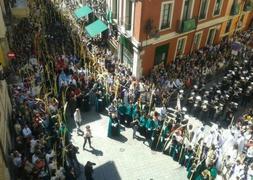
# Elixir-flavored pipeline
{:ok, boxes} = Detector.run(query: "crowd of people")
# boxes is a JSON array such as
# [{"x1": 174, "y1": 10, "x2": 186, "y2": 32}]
[
  {"x1": 8, "y1": 1, "x2": 82, "y2": 179},
  {"x1": 5, "y1": 0, "x2": 253, "y2": 180},
  {"x1": 104, "y1": 30, "x2": 253, "y2": 180}
]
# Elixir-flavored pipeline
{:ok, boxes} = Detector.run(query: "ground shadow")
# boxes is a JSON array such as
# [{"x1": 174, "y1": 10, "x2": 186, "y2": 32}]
[
  {"x1": 84, "y1": 146, "x2": 103, "y2": 156},
  {"x1": 135, "y1": 135, "x2": 146, "y2": 141},
  {"x1": 119, "y1": 125, "x2": 126, "y2": 131},
  {"x1": 94, "y1": 161, "x2": 122, "y2": 180},
  {"x1": 110, "y1": 134, "x2": 128, "y2": 143},
  {"x1": 77, "y1": 161, "x2": 121, "y2": 180},
  {"x1": 65, "y1": 105, "x2": 102, "y2": 132}
]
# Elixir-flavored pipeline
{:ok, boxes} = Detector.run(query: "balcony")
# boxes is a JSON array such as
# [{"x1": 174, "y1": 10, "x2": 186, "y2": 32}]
[
  {"x1": 11, "y1": 0, "x2": 29, "y2": 18},
  {"x1": 178, "y1": 18, "x2": 196, "y2": 33},
  {"x1": 230, "y1": 3, "x2": 240, "y2": 16}
]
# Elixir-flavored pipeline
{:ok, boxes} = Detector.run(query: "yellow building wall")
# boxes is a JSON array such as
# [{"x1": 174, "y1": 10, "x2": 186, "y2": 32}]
[
  {"x1": 220, "y1": 0, "x2": 253, "y2": 39},
  {"x1": 0, "y1": 80, "x2": 12, "y2": 180},
  {"x1": 11, "y1": 7, "x2": 29, "y2": 18},
  {"x1": 0, "y1": 47, "x2": 4, "y2": 66}
]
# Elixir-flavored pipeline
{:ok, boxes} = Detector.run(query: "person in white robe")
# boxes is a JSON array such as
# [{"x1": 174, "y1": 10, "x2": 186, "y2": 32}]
[
  {"x1": 74, "y1": 108, "x2": 82, "y2": 129},
  {"x1": 230, "y1": 160, "x2": 245, "y2": 180},
  {"x1": 247, "y1": 163, "x2": 253, "y2": 180},
  {"x1": 222, "y1": 129, "x2": 237, "y2": 155},
  {"x1": 204, "y1": 130, "x2": 216, "y2": 149},
  {"x1": 215, "y1": 147, "x2": 224, "y2": 171},
  {"x1": 192, "y1": 127, "x2": 205, "y2": 146},
  {"x1": 237, "y1": 133, "x2": 246, "y2": 154}
]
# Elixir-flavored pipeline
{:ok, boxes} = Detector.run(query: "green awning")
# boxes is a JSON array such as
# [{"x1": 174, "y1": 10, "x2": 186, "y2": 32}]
[
  {"x1": 85, "y1": 20, "x2": 108, "y2": 37},
  {"x1": 74, "y1": 6, "x2": 93, "y2": 19}
]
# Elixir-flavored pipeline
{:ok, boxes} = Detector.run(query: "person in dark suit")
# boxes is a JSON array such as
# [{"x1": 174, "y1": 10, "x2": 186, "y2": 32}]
[{"x1": 84, "y1": 161, "x2": 96, "y2": 180}]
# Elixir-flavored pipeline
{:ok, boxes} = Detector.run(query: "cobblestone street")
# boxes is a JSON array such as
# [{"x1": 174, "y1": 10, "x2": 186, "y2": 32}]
[{"x1": 70, "y1": 109, "x2": 188, "y2": 180}]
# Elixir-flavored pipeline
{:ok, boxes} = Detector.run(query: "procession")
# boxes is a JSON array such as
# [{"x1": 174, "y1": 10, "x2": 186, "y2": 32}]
[{"x1": 1, "y1": 0, "x2": 253, "y2": 180}]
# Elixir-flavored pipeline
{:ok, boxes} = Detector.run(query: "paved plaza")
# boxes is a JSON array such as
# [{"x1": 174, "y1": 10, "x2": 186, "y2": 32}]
[{"x1": 70, "y1": 108, "x2": 188, "y2": 180}]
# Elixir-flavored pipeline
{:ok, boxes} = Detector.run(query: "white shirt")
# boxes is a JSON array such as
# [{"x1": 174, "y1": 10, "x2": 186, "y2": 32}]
[
  {"x1": 237, "y1": 136, "x2": 246, "y2": 153},
  {"x1": 32, "y1": 154, "x2": 39, "y2": 164},
  {"x1": 74, "y1": 111, "x2": 81, "y2": 124},
  {"x1": 247, "y1": 146, "x2": 253, "y2": 158},
  {"x1": 13, "y1": 155, "x2": 22, "y2": 167},
  {"x1": 174, "y1": 79, "x2": 183, "y2": 88},
  {"x1": 85, "y1": 129, "x2": 92, "y2": 138},
  {"x1": 167, "y1": 81, "x2": 174, "y2": 89},
  {"x1": 204, "y1": 132, "x2": 216, "y2": 148},
  {"x1": 192, "y1": 128, "x2": 204, "y2": 145},
  {"x1": 22, "y1": 127, "x2": 32, "y2": 138},
  {"x1": 46, "y1": 150, "x2": 55, "y2": 163}
]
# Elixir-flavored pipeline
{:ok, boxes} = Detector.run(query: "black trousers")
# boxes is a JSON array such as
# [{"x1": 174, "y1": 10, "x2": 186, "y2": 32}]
[{"x1": 83, "y1": 137, "x2": 91, "y2": 148}]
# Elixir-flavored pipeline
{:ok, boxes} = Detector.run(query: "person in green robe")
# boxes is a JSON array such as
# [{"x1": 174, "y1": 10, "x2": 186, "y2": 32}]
[
  {"x1": 132, "y1": 105, "x2": 141, "y2": 121},
  {"x1": 157, "y1": 123, "x2": 171, "y2": 151},
  {"x1": 187, "y1": 160, "x2": 197, "y2": 179},
  {"x1": 195, "y1": 169, "x2": 211, "y2": 180},
  {"x1": 179, "y1": 145, "x2": 194, "y2": 167},
  {"x1": 167, "y1": 136, "x2": 176, "y2": 157},
  {"x1": 138, "y1": 114, "x2": 147, "y2": 137},
  {"x1": 187, "y1": 159, "x2": 204, "y2": 179},
  {"x1": 145, "y1": 116, "x2": 155, "y2": 140},
  {"x1": 150, "y1": 127, "x2": 161, "y2": 150},
  {"x1": 172, "y1": 141, "x2": 182, "y2": 162},
  {"x1": 95, "y1": 90, "x2": 104, "y2": 113},
  {"x1": 179, "y1": 144, "x2": 186, "y2": 165},
  {"x1": 108, "y1": 113, "x2": 120, "y2": 137},
  {"x1": 117, "y1": 101, "x2": 126, "y2": 125},
  {"x1": 125, "y1": 102, "x2": 133, "y2": 126},
  {"x1": 209, "y1": 166, "x2": 218, "y2": 179}
]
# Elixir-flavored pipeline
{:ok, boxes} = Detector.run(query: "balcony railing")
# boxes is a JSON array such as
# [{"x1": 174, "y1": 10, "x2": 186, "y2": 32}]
[
  {"x1": 177, "y1": 18, "x2": 197, "y2": 33},
  {"x1": 230, "y1": 3, "x2": 240, "y2": 16}
]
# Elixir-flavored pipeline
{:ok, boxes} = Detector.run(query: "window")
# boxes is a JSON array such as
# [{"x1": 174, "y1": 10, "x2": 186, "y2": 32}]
[
  {"x1": 199, "y1": 0, "x2": 209, "y2": 20},
  {"x1": 154, "y1": 44, "x2": 169, "y2": 65},
  {"x1": 125, "y1": 0, "x2": 132, "y2": 30},
  {"x1": 182, "y1": 0, "x2": 193, "y2": 20},
  {"x1": 176, "y1": 37, "x2": 187, "y2": 56},
  {"x1": 160, "y1": 1, "x2": 174, "y2": 30},
  {"x1": 112, "y1": 0, "x2": 118, "y2": 19},
  {"x1": 244, "y1": 0, "x2": 253, "y2": 11},
  {"x1": 225, "y1": 19, "x2": 232, "y2": 33},
  {"x1": 192, "y1": 32, "x2": 202, "y2": 51},
  {"x1": 206, "y1": 28, "x2": 216, "y2": 45},
  {"x1": 230, "y1": 0, "x2": 239, "y2": 15},
  {"x1": 213, "y1": 0, "x2": 223, "y2": 16},
  {"x1": 238, "y1": 15, "x2": 245, "y2": 29}
]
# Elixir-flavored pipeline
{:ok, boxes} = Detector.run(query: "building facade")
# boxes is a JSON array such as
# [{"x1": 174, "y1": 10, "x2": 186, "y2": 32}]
[
  {"x1": 0, "y1": 79, "x2": 12, "y2": 180},
  {"x1": 0, "y1": 1, "x2": 13, "y2": 179},
  {"x1": 106, "y1": 0, "x2": 253, "y2": 78},
  {"x1": 0, "y1": 0, "x2": 9, "y2": 67}
]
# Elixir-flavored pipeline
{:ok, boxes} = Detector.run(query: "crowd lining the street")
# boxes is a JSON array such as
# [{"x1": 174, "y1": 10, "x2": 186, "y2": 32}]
[{"x1": 5, "y1": 0, "x2": 253, "y2": 180}]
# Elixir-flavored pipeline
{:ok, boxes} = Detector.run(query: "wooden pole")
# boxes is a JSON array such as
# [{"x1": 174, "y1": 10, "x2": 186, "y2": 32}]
[
  {"x1": 155, "y1": 89, "x2": 177, "y2": 150},
  {"x1": 148, "y1": 84, "x2": 155, "y2": 114},
  {"x1": 162, "y1": 124, "x2": 187, "y2": 152}
]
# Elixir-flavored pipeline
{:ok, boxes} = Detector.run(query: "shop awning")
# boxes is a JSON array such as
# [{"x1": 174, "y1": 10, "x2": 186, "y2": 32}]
[
  {"x1": 74, "y1": 6, "x2": 93, "y2": 19},
  {"x1": 85, "y1": 20, "x2": 108, "y2": 37}
]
